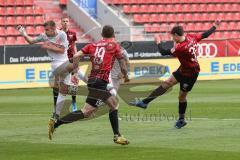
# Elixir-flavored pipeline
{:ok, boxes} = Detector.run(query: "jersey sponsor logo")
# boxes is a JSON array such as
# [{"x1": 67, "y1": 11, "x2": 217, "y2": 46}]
[{"x1": 197, "y1": 43, "x2": 218, "y2": 58}]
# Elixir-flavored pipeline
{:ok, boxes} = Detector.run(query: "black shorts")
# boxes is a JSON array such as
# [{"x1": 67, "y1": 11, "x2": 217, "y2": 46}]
[
  {"x1": 173, "y1": 69, "x2": 199, "y2": 92},
  {"x1": 86, "y1": 78, "x2": 112, "y2": 107}
]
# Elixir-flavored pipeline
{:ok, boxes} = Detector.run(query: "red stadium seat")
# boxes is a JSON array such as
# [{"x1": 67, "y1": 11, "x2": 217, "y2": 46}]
[
  {"x1": 228, "y1": 22, "x2": 236, "y2": 30},
  {"x1": 131, "y1": 5, "x2": 139, "y2": 13},
  {"x1": 218, "y1": 13, "x2": 225, "y2": 21},
  {"x1": 191, "y1": 4, "x2": 198, "y2": 12},
  {"x1": 225, "y1": 13, "x2": 234, "y2": 21},
  {"x1": 6, "y1": 17, "x2": 15, "y2": 26},
  {"x1": 159, "y1": 14, "x2": 167, "y2": 22},
  {"x1": 34, "y1": 6, "x2": 44, "y2": 15},
  {"x1": 16, "y1": 16, "x2": 25, "y2": 25},
  {"x1": 167, "y1": 14, "x2": 175, "y2": 22},
  {"x1": 215, "y1": 4, "x2": 223, "y2": 12},
  {"x1": 199, "y1": 4, "x2": 206, "y2": 12},
  {"x1": 207, "y1": 4, "x2": 215, "y2": 12},
  {"x1": 208, "y1": 13, "x2": 217, "y2": 21},
  {"x1": 6, "y1": 7, "x2": 15, "y2": 15},
  {"x1": 59, "y1": 0, "x2": 67, "y2": 6},
  {"x1": 0, "y1": 7, "x2": 4, "y2": 16},
  {"x1": 232, "y1": 31, "x2": 239, "y2": 39},
  {"x1": 175, "y1": 4, "x2": 182, "y2": 12},
  {"x1": 195, "y1": 23, "x2": 202, "y2": 31},
  {"x1": 144, "y1": 24, "x2": 152, "y2": 32},
  {"x1": 223, "y1": 4, "x2": 231, "y2": 12},
  {"x1": 15, "y1": 0, "x2": 24, "y2": 6},
  {"x1": 186, "y1": 23, "x2": 194, "y2": 31},
  {"x1": 25, "y1": 7, "x2": 34, "y2": 15},
  {"x1": 201, "y1": 13, "x2": 209, "y2": 21},
  {"x1": 6, "y1": 36, "x2": 16, "y2": 45},
  {"x1": 237, "y1": 22, "x2": 240, "y2": 30},
  {"x1": 25, "y1": 16, "x2": 35, "y2": 25},
  {"x1": 123, "y1": 5, "x2": 131, "y2": 14},
  {"x1": 148, "y1": 5, "x2": 157, "y2": 13},
  {"x1": 234, "y1": 13, "x2": 240, "y2": 21},
  {"x1": 142, "y1": 14, "x2": 150, "y2": 22},
  {"x1": 182, "y1": 4, "x2": 190, "y2": 13},
  {"x1": 219, "y1": 22, "x2": 228, "y2": 31},
  {"x1": 150, "y1": 14, "x2": 159, "y2": 22},
  {"x1": 157, "y1": 5, "x2": 164, "y2": 13},
  {"x1": 0, "y1": 27, "x2": 5, "y2": 36},
  {"x1": 159, "y1": 23, "x2": 168, "y2": 32},
  {"x1": 139, "y1": 5, "x2": 148, "y2": 13},
  {"x1": 0, "y1": 0, "x2": 5, "y2": 7},
  {"x1": 6, "y1": 27, "x2": 17, "y2": 36},
  {"x1": 0, "y1": 37, "x2": 4, "y2": 45},
  {"x1": 35, "y1": 16, "x2": 44, "y2": 25},
  {"x1": 152, "y1": 23, "x2": 160, "y2": 32},
  {"x1": 6, "y1": 0, "x2": 15, "y2": 6},
  {"x1": 16, "y1": 36, "x2": 26, "y2": 44},
  {"x1": 15, "y1": 7, "x2": 25, "y2": 16},
  {"x1": 165, "y1": 4, "x2": 173, "y2": 13},
  {"x1": 133, "y1": 14, "x2": 141, "y2": 23},
  {"x1": 193, "y1": 13, "x2": 201, "y2": 22},
  {"x1": 26, "y1": 26, "x2": 35, "y2": 35},
  {"x1": 185, "y1": 13, "x2": 192, "y2": 22},
  {"x1": 214, "y1": 32, "x2": 222, "y2": 39},
  {"x1": 175, "y1": 14, "x2": 184, "y2": 22},
  {"x1": 0, "y1": 17, "x2": 4, "y2": 26},
  {"x1": 35, "y1": 26, "x2": 44, "y2": 34},
  {"x1": 25, "y1": 0, "x2": 34, "y2": 6},
  {"x1": 232, "y1": 4, "x2": 239, "y2": 12},
  {"x1": 223, "y1": 31, "x2": 231, "y2": 38}
]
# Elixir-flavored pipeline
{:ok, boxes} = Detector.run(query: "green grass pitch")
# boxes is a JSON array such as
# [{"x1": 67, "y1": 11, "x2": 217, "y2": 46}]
[{"x1": 0, "y1": 79, "x2": 240, "y2": 160}]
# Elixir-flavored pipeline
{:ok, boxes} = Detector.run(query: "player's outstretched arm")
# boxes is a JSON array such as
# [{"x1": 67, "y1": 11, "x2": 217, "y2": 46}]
[
  {"x1": 157, "y1": 43, "x2": 174, "y2": 56},
  {"x1": 118, "y1": 58, "x2": 129, "y2": 82},
  {"x1": 201, "y1": 19, "x2": 221, "y2": 39},
  {"x1": 16, "y1": 25, "x2": 38, "y2": 44}
]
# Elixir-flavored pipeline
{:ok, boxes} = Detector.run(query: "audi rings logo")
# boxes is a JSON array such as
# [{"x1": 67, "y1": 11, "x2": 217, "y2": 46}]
[{"x1": 197, "y1": 43, "x2": 218, "y2": 58}]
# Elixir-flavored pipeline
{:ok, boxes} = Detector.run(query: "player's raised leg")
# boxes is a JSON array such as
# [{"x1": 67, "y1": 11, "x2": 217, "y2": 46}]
[{"x1": 129, "y1": 75, "x2": 178, "y2": 109}]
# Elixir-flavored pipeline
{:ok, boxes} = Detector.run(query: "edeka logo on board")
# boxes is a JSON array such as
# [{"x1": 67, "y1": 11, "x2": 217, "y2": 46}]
[
  {"x1": 211, "y1": 62, "x2": 240, "y2": 73},
  {"x1": 25, "y1": 68, "x2": 52, "y2": 81}
]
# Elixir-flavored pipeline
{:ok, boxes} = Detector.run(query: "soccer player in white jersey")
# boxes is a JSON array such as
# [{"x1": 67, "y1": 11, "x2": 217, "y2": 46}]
[
  {"x1": 16, "y1": 20, "x2": 82, "y2": 124},
  {"x1": 108, "y1": 48, "x2": 129, "y2": 96}
]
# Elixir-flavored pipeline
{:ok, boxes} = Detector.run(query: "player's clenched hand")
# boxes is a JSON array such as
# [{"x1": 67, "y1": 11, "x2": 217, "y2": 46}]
[
  {"x1": 41, "y1": 42, "x2": 50, "y2": 49},
  {"x1": 214, "y1": 19, "x2": 221, "y2": 27},
  {"x1": 16, "y1": 25, "x2": 27, "y2": 36}
]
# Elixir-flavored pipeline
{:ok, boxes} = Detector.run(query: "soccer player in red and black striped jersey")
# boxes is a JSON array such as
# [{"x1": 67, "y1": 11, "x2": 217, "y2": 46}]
[
  {"x1": 49, "y1": 25, "x2": 130, "y2": 145},
  {"x1": 129, "y1": 20, "x2": 221, "y2": 129}
]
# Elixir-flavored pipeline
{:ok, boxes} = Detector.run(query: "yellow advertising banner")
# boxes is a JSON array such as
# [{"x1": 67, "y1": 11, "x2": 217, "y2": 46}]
[{"x1": 0, "y1": 57, "x2": 240, "y2": 89}]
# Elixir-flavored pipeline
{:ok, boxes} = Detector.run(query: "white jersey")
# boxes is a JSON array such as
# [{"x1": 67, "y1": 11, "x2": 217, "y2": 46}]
[
  {"x1": 35, "y1": 29, "x2": 69, "y2": 62},
  {"x1": 110, "y1": 48, "x2": 129, "y2": 79}
]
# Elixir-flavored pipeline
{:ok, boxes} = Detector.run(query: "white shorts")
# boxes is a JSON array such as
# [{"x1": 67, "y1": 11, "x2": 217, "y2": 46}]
[{"x1": 51, "y1": 60, "x2": 72, "y2": 85}]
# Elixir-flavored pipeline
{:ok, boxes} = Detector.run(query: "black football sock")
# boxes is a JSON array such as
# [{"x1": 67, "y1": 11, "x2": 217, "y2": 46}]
[
  {"x1": 72, "y1": 96, "x2": 76, "y2": 103},
  {"x1": 53, "y1": 87, "x2": 59, "y2": 107},
  {"x1": 109, "y1": 110, "x2": 120, "y2": 136},
  {"x1": 54, "y1": 110, "x2": 84, "y2": 128},
  {"x1": 142, "y1": 86, "x2": 167, "y2": 104},
  {"x1": 179, "y1": 102, "x2": 187, "y2": 120}
]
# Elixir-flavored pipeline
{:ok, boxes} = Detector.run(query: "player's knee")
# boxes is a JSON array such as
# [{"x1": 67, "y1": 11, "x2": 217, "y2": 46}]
[{"x1": 178, "y1": 94, "x2": 187, "y2": 102}]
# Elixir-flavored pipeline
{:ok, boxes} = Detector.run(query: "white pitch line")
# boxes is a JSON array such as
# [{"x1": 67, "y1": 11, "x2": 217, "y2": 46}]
[{"x1": 0, "y1": 113, "x2": 240, "y2": 121}]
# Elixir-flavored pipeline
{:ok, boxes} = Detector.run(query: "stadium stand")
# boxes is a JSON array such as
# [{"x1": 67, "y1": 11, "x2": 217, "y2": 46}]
[
  {"x1": 0, "y1": 0, "x2": 91, "y2": 45},
  {"x1": 105, "y1": 0, "x2": 240, "y2": 39}
]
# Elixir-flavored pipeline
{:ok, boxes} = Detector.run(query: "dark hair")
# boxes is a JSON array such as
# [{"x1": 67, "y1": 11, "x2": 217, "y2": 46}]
[
  {"x1": 102, "y1": 25, "x2": 115, "y2": 38},
  {"x1": 43, "y1": 20, "x2": 56, "y2": 27},
  {"x1": 61, "y1": 15, "x2": 69, "y2": 20},
  {"x1": 171, "y1": 26, "x2": 184, "y2": 36}
]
